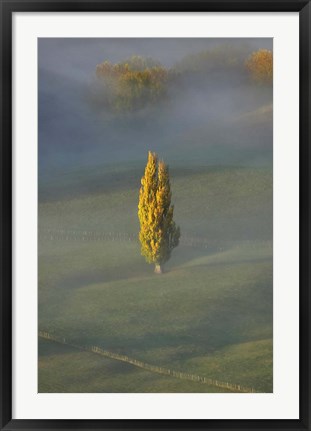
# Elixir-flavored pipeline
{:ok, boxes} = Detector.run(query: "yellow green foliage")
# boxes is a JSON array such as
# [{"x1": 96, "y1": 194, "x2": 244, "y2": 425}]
[
  {"x1": 173, "y1": 45, "x2": 247, "y2": 74},
  {"x1": 138, "y1": 152, "x2": 180, "y2": 268},
  {"x1": 96, "y1": 56, "x2": 169, "y2": 111},
  {"x1": 245, "y1": 49, "x2": 273, "y2": 84}
]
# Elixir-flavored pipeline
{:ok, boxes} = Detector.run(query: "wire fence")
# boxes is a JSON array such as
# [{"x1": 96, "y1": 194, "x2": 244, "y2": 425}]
[
  {"x1": 39, "y1": 330, "x2": 257, "y2": 393},
  {"x1": 38, "y1": 228, "x2": 272, "y2": 251}
]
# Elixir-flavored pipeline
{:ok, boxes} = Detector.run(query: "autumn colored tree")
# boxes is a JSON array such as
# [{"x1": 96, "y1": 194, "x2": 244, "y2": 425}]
[
  {"x1": 138, "y1": 152, "x2": 180, "y2": 274},
  {"x1": 96, "y1": 56, "x2": 170, "y2": 111},
  {"x1": 245, "y1": 49, "x2": 273, "y2": 84}
]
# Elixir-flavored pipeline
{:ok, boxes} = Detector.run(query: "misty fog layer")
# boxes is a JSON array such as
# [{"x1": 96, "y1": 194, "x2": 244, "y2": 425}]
[
  {"x1": 38, "y1": 39, "x2": 273, "y2": 393},
  {"x1": 38, "y1": 38, "x2": 273, "y2": 184}
]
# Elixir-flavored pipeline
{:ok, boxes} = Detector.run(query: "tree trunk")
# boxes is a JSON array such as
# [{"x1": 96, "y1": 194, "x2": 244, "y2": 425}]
[{"x1": 154, "y1": 264, "x2": 163, "y2": 274}]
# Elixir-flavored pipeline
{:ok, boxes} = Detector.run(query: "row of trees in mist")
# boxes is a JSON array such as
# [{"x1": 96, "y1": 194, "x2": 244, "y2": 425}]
[
  {"x1": 94, "y1": 48, "x2": 272, "y2": 112},
  {"x1": 95, "y1": 56, "x2": 170, "y2": 111}
]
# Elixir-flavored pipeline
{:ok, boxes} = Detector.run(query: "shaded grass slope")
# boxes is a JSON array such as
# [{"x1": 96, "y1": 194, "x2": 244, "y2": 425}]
[{"x1": 39, "y1": 165, "x2": 272, "y2": 392}]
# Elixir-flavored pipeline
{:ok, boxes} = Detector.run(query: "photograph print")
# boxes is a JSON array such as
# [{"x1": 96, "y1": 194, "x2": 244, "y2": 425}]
[{"x1": 38, "y1": 38, "x2": 273, "y2": 393}]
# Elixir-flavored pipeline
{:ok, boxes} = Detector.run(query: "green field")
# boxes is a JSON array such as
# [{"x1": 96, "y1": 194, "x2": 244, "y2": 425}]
[{"x1": 38, "y1": 164, "x2": 273, "y2": 393}]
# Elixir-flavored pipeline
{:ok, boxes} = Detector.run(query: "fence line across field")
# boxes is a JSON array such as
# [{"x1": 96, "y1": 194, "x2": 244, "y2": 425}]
[
  {"x1": 39, "y1": 330, "x2": 257, "y2": 393},
  {"x1": 38, "y1": 228, "x2": 272, "y2": 250}
]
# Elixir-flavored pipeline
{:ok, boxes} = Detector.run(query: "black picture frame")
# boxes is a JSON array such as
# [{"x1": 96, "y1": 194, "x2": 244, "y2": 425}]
[{"x1": 1, "y1": 0, "x2": 310, "y2": 429}]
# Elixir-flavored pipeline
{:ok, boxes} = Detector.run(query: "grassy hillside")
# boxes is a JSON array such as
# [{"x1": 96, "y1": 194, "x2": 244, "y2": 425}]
[
  {"x1": 39, "y1": 165, "x2": 272, "y2": 238},
  {"x1": 38, "y1": 165, "x2": 273, "y2": 393},
  {"x1": 39, "y1": 339, "x2": 233, "y2": 393}
]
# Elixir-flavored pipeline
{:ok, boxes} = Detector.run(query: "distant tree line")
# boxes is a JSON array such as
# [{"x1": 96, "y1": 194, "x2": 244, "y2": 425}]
[
  {"x1": 94, "y1": 48, "x2": 273, "y2": 113},
  {"x1": 95, "y1": 55, "x2": 170, "y2": 111}
]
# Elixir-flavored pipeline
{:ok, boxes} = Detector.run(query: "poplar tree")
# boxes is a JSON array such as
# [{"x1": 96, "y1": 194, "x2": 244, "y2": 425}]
[{"x1": 138, "y1": 151, "x2": 180, "y2": 274}]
